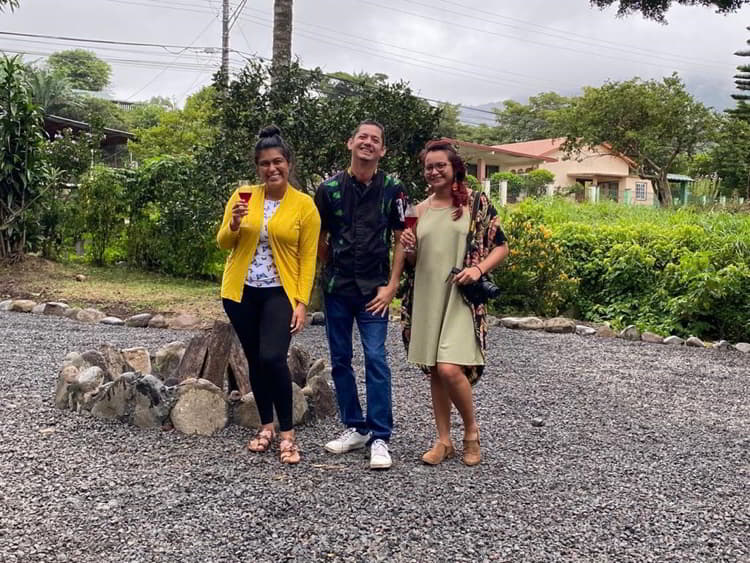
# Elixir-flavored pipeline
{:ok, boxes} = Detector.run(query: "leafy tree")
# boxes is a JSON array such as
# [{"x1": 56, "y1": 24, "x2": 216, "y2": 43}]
[
  {"x1": 555, "y1": 74, "x2": 717, "y2": 206},
  {"x1": 455, "y1": 122, "x2": 506, "y2": 145},
  {"x1": 320, "y1": 71, "x2": 389, "y2": 98},
  {"x1": 0, "y1": 0, "x2": 19, "y2": 11},
  {"x1": 0, "y1": 55, "x2": 51, "y2": 259},
  {"x1": 590, "y1": 0, "x2": 749, "y2": 21},
  {"x1": 48, "y1": 49, "x2": 111, "y2": 91},
  {"x1": 494, "y1": 92, "x2": 570, "y2": 142},
  {"x1": 728, "y1": 26, "x2": 750, "y2": 122},
  {"x1": 203, "y1": 60, "x2": 439, "y2": 198},
  {"x1": 434, "y1": 102, "x2": 461, "y2": 139},
  {"x1": 25, "y1": 66, "x2": 79, "y2": 115},
  {"x1": 58, "y1": 95, "x2": 128, "y2": 130},
  {"x1": 711, "y1": 117, "x2": 750, "y2": 198},
  {"x1": 129, "y1": 86, "x2": 218, "y2": 161}
]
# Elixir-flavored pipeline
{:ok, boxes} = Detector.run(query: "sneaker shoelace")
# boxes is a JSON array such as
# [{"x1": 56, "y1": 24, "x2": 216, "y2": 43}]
[
  {"x1": 371, "y1": 439, "x2": 388, "y2": 457},
  {"x1": 340, "y1": 428, "x2": 359, "y2": 442}
]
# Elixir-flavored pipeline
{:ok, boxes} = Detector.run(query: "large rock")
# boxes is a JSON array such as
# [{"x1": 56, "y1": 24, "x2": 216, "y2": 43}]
[
  {"x1": 288, "y1": 345, "x2": 311, "y2": 387},
  {"x1": 81, "y1": 350, "x2": 109, "y2": 374},
  {"x1": 620, "y1": 325, "x2": 641, "y2": 341},
  {"x1": 122, "y1": 347, "x2": 152, "y2": 374},
  {"x1": 713, "y1": 340, "x2": 731, "y2": 350},
  {"x1": 100, "y1": 316, "x2": 124, "y2": 326},
  {"x1": 291, "y1": 382, "x2": 309, "y2": 426},
  {"x1": 125, "y1": 313, "x2": 153, "y2": 327},
  {"x1": 517, "y1": 317, "x2": 544, "y2": 331},
  {"x1": 67, "y1": 366, "x2": 105, "y2": 411},
  {"x1": 153, "y1": 341, "x2": 186, "y2": 379},
  {"x1": 64, "y1": 307, "x2": 81, "y2": 319},
  {"x1": 735, "y1": 342, "x2": 750, "y2": 353},
  {"x1": 0, "y1": 299, "x2": 13, "y2": 311},
  {"x1": 132, "y1": 375, "x2": 175, "y2": 428},
  {"x1": 63, "y1": 351, "x2": 84, "y2": 368},
  {"x1": 686, "y1": 336, "x2": 705, "y2": 348},
  {"x1": 499, "y1": 317, "x2": 523, "y2": 329},
  {"x1": 233, "y1": 393, "x2": 272, "y2": 430},
  {"x1": 90, "y1": 373, "x2": 139, "y2": 421},
  {"x1": 43, "y1": 302, "x2": 70, "y2": 317},
  {"x1": 595, "y1": 325, "x2": 617, "y2": 338},
  {"x1": 543, "y1": 317, "x2": 576, "y2": 334},
  {"x1": 147, "y1": 314, "x2": 169, "y2": 329},
  {"x1": 169, "y1": 313, "x2": 202, "y2": 330},
  {"x1": 10, "y1": 299, "x2": 36, "y2": 313},
  {"x1": 306, "y1": 358, "x2": 327, "y2": 382},
  {"x1": 54, "y1": 365, "x2": 80, "y2": 410},
  {"x1": 641, "y1": 331, "x2": 664, "y2": 344},
  {"x1": 97, "y1": 344, "x2": 126, "y2": 379},
  {"x1": 170, "y1": 378, "x2": 228, "y2": 436},
  {"x1": 310, "y1": 312, "x2": 325, "y2": 326},
  {"x1": 664, "y1": 335, "x2": 685, "y2": 346},
  {"x1": 307, "y1": 375, "x2": 337, "y2": 420},
  {"x1": 76, "y1": 308, "x2": 106, "y2": 323},
  {"x1": 576, "y1": 325, "x2": 597, "y2": 337},
  {"x1": 31, "y1": 303, "x2": 46, "y2": 314}
]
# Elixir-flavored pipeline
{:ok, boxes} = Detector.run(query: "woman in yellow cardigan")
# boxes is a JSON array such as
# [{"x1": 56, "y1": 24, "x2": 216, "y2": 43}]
[{"x1": 217, "y1": 126, "x2": 321, "y2": 464}]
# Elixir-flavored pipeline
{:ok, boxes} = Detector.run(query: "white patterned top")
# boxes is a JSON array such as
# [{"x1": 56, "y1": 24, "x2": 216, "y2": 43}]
[{"x1": 246, "y1": 199, "x2": 282, "y2": 287}]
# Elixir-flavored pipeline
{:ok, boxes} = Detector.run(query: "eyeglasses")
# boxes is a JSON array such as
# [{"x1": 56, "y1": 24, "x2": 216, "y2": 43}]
[{"x1": 424, "y1": 162, "x2": 449, "y2": 172}]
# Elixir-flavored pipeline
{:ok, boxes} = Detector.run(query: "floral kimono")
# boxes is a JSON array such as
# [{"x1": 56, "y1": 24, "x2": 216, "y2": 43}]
[{"x1": 399, "y1": 191, "x2": 504, "y2": 385}]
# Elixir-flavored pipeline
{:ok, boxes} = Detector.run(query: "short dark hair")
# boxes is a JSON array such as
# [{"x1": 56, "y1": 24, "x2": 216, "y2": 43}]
[
  {"x1": 351, "y1": 119, "x2": 385, "y2": 145},
  {"x1": 254, "y1": 125, "x2": 293, "y2": 164}
]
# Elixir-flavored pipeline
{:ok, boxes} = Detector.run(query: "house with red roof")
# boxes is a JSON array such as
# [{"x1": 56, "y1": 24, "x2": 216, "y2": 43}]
[{"x1": 451, "y1": 137, "x2": 655, "y2": 206}]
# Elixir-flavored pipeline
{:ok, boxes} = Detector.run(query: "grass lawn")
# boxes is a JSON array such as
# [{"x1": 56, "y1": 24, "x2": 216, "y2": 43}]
[{"x1": 0, "y1": 257, "x2": 224, "y2": 321}]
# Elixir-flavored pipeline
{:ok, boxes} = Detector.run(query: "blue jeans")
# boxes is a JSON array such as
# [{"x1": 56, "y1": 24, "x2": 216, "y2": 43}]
[{"x1": 323, "y1": 291, "x2": 392, "y2": 442}]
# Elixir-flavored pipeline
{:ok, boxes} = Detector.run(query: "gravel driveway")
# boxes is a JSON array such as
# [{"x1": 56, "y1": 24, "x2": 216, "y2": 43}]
[{"x1": 1, "y1": 311, "x2": 748, "y2": 562}]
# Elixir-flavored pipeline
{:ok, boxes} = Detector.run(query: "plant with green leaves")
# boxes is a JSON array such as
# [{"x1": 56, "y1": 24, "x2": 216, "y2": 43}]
[
  {"x1": 47, "y1": 49, "x2": 111, "y2": 92},
  {"x1": 0, "y1": 54, "x2": 52, "y2": 260}
]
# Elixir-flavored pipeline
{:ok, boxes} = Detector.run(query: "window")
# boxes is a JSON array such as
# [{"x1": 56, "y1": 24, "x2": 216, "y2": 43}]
[
  {"x1": 635, "y1": 182, "x2": 646, "y2": 201},
  {"x1": 467, "y1": 163, "x2": 478, "y2": 178}
]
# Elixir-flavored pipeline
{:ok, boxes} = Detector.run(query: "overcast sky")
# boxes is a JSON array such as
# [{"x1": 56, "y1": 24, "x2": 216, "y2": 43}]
[{"x1": 2, "y1": 0, "x2": 749, "y2": 124}]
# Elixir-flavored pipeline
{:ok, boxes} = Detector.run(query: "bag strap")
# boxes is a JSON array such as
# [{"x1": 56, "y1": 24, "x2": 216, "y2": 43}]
[{"x1": 464, "y1": 190, "x2": 482, "y2": 254}]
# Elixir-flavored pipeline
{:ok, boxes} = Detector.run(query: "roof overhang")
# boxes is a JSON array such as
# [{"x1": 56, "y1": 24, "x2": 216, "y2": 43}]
[
  {"x1": 44, "y1": 115, "x2": 136, "y2": 146},
  {"x1": 444, "y1": 138, "x2": 557, "y2": 167}
]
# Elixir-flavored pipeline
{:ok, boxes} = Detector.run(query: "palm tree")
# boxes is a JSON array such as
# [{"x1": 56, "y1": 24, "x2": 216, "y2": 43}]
[
  {"x1": 272, "y1": 0, "x2": 293, "y2": 72},
  {"x1": 26, "y1": 67, "x2": 79, "y2": 116}
]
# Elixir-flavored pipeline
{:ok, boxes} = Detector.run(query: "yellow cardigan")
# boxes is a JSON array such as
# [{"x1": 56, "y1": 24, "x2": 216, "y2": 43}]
[{"x1": 217, "y1": 183, "x2": 321, "y2": 307}]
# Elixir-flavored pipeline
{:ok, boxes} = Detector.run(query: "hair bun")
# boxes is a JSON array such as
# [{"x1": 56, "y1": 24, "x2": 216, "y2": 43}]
[{"x1": 258, "y1": 125, "x2": 282, "y2": 139}]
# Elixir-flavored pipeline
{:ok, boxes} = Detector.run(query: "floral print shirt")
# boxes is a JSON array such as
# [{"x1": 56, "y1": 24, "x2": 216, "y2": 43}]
[{"x1": 246, "y1": 199, "x2": 282, "y2": 287}]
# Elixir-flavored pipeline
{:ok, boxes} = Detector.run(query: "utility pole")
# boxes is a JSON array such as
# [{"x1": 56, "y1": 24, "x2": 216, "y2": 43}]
[{"x1": 221, "y1": 0, "x2": 229, "y2": 85}]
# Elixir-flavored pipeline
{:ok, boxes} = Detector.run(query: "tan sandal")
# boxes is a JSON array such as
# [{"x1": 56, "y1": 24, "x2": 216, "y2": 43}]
[
  {"x1": 421, "y1": 442, "x2": 455, "y2": 465},
  {"x1": 462, "y1": 432, "x2": 481, "y2": 466},
  {"x1": 247, "y1": 428, "x2": 274, "y2": 452},
  {"x1": 279, "y1": 438, "x2": 301, "y2": 465}
]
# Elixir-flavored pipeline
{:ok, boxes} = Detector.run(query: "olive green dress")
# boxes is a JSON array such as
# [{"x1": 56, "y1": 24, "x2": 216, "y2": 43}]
[{"x1": 407, "y1": 205, "x2": 484, "y2": 367}]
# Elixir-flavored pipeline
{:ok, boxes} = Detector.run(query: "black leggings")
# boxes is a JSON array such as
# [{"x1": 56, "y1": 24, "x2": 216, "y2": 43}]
[{"x1": 223, "y1": 285, "x2": 294, "y2": 432}]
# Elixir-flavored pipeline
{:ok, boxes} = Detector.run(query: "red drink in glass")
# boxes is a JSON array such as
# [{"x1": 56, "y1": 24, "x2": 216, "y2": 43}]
[
  {"x1": 239, "y1": 191, "x2": 252, "y2": 203},
  {"x1": 404, "y1": 216, "x2": 417, "y2": 230}
]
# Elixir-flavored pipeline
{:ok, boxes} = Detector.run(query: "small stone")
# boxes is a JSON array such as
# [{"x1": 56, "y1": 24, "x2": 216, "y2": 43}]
[
  {"x1": 75, "y1": 274, "x2": 86, "y2": 282},
  {"x1": 576, "y1": 325, "x2": 596, "y2": 336},
  {"x1": 43, "y1": 302, "x2": 70, "y2": 316},
  {"x1": 0, "y1": 299, "x2": 12, "y2": 311},
  {"x1": 64, "y1": 307, "x2": 81, "y2": 319},
  {"x1": 76, "y1": 308, "x2": 106, "y2": 323},
  {"x1": 168, "y1": 313, "x2": 202, "y2": 330},
  {"x1": 147, "y1": 314, "x2": 169, "y2": 329},
  {"x1": 543, "y1": 317, "x2": 577, "y2": 334},
  {"x1": 531, "y1": 417, "x2": 546, "y2": 427},
  {"x1": 10, "y1": 299, "x2": 37, "y2": 313},
  {"x1": 713, "y1": 340, "x2": 731, "y2": 350},
  {"x1": 310, "y1": 311, "x2": 325, "y2": 326},
  {"x1": 664, "y1": 335, "x2": 685, "y2": 346},
  {"x1": 125, "y1": 313, "x2": 153, "y2": 327},
  {"x1": 38, "y1": 427, "x2": 56, "y2": 435},
  {"x1": 517, "y1": 317, "x2": 544, "y2": 330},
  {"x1": 100, "y1": 316, "x2": 124, "y2": 326},
  {"x1": 620, "y1": 325, "x2": 641, "y2": 341},
  {"x1": 499, "y1": 317, "x2": 522, "y2": 329},
  {"x1": 686, "y1": 336, "x2": 705, "y2": 348},
  {"x1": 641, "y1": 331, "x2": 664, "y2": 344},
  {"x1": 31, "y1": 303, "x2": 46, "y2": 314},
  {"x1": 595, "y1": 325, "x2": 617, "y2": 338},
  {"x1": 735, "y1": 342, "x2": 750, "y2": 353}
]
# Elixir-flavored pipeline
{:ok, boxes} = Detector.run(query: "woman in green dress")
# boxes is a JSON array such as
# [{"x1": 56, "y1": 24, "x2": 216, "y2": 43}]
[{"x1": 400, "y1": 139, "x2": 509, "y2": 466}]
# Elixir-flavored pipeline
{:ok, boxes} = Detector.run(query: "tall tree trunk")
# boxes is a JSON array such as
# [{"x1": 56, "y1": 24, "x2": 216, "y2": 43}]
[
  {"x1": 272, "y1": 0, "x2": 293, "y2": 73},
  {"x1": 655, "y1": 172, "x2": 673, "y2": 207}
]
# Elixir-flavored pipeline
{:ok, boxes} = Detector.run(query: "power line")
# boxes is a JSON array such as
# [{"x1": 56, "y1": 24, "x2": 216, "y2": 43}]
[{"x1": 0, "y1": 31, "x2": 215, "y2": 55}]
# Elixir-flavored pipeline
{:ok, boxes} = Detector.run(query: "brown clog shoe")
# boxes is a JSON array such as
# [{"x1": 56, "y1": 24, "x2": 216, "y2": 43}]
[
  {"x1": 421, "y1": 442, "x2": 455, "y2": 465},
  {"x1": 462, "y1": 433, "x2": 481, "y2": 466}
]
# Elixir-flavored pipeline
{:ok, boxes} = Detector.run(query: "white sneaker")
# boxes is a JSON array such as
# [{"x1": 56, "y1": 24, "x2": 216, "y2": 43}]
[
  {"x1": 324, "y1": 428, "x2": 371, "y2": 454},
  {"x1": 369, "y1": 439, "x2": 392, "y2": 469}
]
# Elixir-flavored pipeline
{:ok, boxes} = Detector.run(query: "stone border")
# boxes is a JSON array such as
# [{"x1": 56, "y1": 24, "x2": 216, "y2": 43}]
[
  {"x1": 494, "y1": 316, "x2": 750, "y2": 354},
  {"x1": 0, "y1": 298, "x2": 207, "y2": 331}
]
